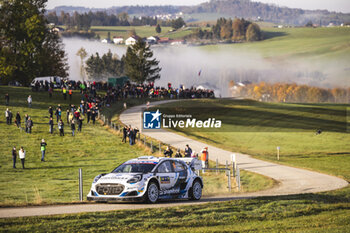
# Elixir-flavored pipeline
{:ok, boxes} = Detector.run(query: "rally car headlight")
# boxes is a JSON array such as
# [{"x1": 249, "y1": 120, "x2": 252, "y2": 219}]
[
  {"x1": 127, "y1": 175, "x2": 142, "y2": 184},
  {"x1": 93, "y1": 174, "x2": 103, "y2": 183}
]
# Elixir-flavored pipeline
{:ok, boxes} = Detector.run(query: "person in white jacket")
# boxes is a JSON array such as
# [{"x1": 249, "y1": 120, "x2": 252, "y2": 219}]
[
  {"x1": 27, "y1": 95, "x2": 32, "y2": 108},
  {"x1": 19, "y1": 147, "x2": 26, "y2": 169}
]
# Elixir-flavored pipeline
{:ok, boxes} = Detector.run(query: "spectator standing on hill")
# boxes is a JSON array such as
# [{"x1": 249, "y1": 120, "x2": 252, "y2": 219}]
[
  {"x1": 8, "y1": 109, "x2": 13, "y2": 125},
  {"x1": 19, "y1": 147, "x2": 25, "y2": 169},
  {"x1": 12, "y1": 146, "x2": 17, "y2": 168},
  {"x1": 5, "y1": 93, "x2": 9, "y2": 105},
  {"x1": 62, "y1": 87, "x2": 67, "y2": 100},
  {"x1": 175, "y1": 149, "x2": 182, "y2": 158},
  {"x1": 164, "y1": 146, "x2": 173, "y2": 158},
  {"x1": 185, "y1": 144, "x2": 192, "y2": 157},
  {"x1": 122, "y1": 126, "x2": 128, "y2": 143},
  {"x1": 26, "y1": 117, "x2": 33, "y2": 134},
  {"x1": 48, "y1": 87, "x2": 53, "y2": 98},
  {"x1": 78, "y1": 116, "x2": 83, "y2": 132},
  {"x1": 133, "y1": 127, "x2": 139, "y2": 143},
  {"x1": 87, "y1": 108, "x2": 91, "y2": 123},
  {"x1": 49, "y1": 117, "x2": 54, "y2": 134},
  {"x1": 69, "y1": 89, "x2": 73, "y2": 100},
  {"x1": 15, "y1": 112, "x2": 21, "y2": 128},
  {"x1": 71, "y1": 119, "x2": 76, "y2": 136},
  {"x1": 91, "y1": 109, "x2": 96, "y2": 124},
  {"x1": 24, "y1": 114, "x2": 29, "y2": 133},
  {"x1": 48, "y1": 106, "x2": 53, "y2": 118},
  {"x1": 40, "y1": 139, "x2": 47, "y2": 162},
  {"x1": 128, "y1": 127, "x2": 134, "y2": 145},
  {"x1": 200, "y1": 147, "x2": 209, "y2": 172},
  {"x1": 58, "y1": 119, "x2": 64, "y2": 136},
  {"x1": 27, "y1": 95, "x2": 32, "y2": 108},
  {"x1": 5, "y1": 108, "x2": 10, "y2": 125},
  {"x1": 66, "y1": 109, "x2": 70, "y2": 124}
]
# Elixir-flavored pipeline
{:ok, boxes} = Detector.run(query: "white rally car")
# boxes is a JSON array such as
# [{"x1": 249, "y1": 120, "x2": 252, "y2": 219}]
[{"x1": 87, "y1": 156, "x2": 203, "y2": 203}]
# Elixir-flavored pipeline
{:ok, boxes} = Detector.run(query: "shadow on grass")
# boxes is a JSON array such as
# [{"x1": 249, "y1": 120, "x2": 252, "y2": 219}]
[{"x1": 262, "y1": 30, "x2": 288, "y2": 40}]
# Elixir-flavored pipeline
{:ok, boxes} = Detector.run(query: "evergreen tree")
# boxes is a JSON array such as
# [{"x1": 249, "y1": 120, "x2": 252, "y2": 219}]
[
  {"x1": 156, "y1": 24, "x2": 162, "y2": 33},
  {"x1": 0, "y1": 0, "x2": 68, "y2": 85},
  {"x1": 123, "y1": 39, "x2": 161, "y2": 83}
]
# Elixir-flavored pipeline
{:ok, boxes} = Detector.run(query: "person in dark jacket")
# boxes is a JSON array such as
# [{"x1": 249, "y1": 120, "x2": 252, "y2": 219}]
[
  {"x1": 128, "y1": 127, "x2": 134, "y2": 145},
  {"x1": 164, "y1": 146, "x2": 173, "y2": 158},
  {"x1": 49, "y1": 117, "x2": 54, "y2": 134},
  {"x1": 122, "y1": 126, "x2": 127, "y2": 143},
  {"x1": 48, "y1": 106, "x2": 53, "y2": 118},
  {"x1": 8, "y1": 110, "x2": 13, "y2": 125},
  {"x1": 15, "y1": 112, "x2": 21, "y2": 128},
  {"x1": 91, "y1": 109, "x2": 96, "y2": 124},
  {"x1": 78, "y1": 116, "x2": 83, "y2": 132},
  {"x1": 24, "y1": 114, "x2": 29, "y2": 133},
  {"x1": 26, "y1": 117, "x2": 33, "y2": 134},
  {"x1": 133, "y1": 127, "x2": 139, "y2": 143},
  {"x1": 58, "y1": 119, "x2": 64, "y2": 136},
  {"x1": 12, "y1": 146, "x2": 16, "y2": 168},
  {"x1": 87, "y1": 108, "x2": 91, "y2": 123},
  {"x1": 175, "y1": 149, "x2": 182, "y2": 158},
  {"x1": 184, "y1": 144, "x2": 192, "y2": 158},
  {"x1": 71, "y1": 119, "x2": 76, "y2": 136},
  {"x1": 5, "y1": 93, "x2": 9, "y2": 105}
]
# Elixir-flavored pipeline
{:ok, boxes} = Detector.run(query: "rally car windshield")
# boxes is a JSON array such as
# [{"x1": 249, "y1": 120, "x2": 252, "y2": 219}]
[{"x1": 112, "y1": 163, "x2": 156, "y2": 173}]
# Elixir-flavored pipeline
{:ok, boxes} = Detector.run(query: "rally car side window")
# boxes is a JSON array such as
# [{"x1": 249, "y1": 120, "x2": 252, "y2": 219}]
[
  {"x1": 157, "y1": 161, "x2": 173, "y2": 173},
  {"x1": 174, "y1": 161, "x2": 186, "y2": 172}
]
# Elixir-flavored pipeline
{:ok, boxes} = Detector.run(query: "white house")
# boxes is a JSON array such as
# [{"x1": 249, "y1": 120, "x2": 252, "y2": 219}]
[
  {"x1": 125, "y1": 36, "x2": 140, "y2": 46},
  {"x1": 146, "y1": 36, "x2": 159, "y2": 44},
  {"x1": 101, "y1": 38, "x2": 111, "y2": 43},
  {"x1": 113, "y1": 37, "x2": 124, "y2": 44}
]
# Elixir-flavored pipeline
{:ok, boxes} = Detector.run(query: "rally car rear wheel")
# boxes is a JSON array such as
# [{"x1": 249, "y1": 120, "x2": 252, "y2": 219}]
[
  {"x1": 145, "y1": 182, "x2": 159, "y2": 203},
  {"x1": 189, "y1": 180, "x2": 202, "y2": 200}
]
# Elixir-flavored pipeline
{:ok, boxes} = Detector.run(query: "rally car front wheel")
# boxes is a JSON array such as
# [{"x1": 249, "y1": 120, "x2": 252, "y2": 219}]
[
  {"x1": 189, "y1": 180, "x2": 202, "y2": 200},
  {"x1": 145, "y1": 182, "x2": 159, "y2": 203}
]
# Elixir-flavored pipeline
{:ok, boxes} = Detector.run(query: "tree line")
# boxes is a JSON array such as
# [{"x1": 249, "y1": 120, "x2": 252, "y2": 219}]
[
  {"x1": 46, "y1": 11, "x2": 184, "y2": 31},
  {"x1": 0, "y1": 0, "x2": 68, "y2": 86},
  {"x1": 187, "y1": 17, "x2": 262, "y2": 42},
  {"x1": 231, "y1": 81, "x2": 350, "y2": 103}
]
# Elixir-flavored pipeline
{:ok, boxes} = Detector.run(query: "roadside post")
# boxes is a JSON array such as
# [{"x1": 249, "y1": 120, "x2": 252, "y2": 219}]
[
  {"x1": 236, "y1": 166, "x2": 241, "y2": 191},
  {"x1": 150, "y1": 141, "x2": 153, "y2": 152},
  {"x1": 228, "y1": 169, "x2": 231, "y2": 192},
  {"x1": 277, "y1": 146, "x2": 280, "y2": 160},
  {"x1": 216, "y1": 158, "x2": 218, "y2": 175},
  {"x1": 231, "y1": 154, "x2": 236, "y2": 177},
  {"x1": 144, "y1": 136, "x2": 146, "y2": 145},
  {"x1": 79, "y1": 168, "x2": 83, "y2": 201}
]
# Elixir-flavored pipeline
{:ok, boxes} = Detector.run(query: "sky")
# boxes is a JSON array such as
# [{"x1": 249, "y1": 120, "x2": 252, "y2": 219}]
[{"x1": 46, "y1": 0, "x2": 350, "y2": 13}]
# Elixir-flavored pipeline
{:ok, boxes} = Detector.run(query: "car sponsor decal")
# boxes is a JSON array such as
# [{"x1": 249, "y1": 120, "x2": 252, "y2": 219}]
[
  {"x1": 160, "y1": 176, "x2": 170, "y2": 184},
  {"x1": 159, "y1": 188, "x2": 180, "y2": 195}
]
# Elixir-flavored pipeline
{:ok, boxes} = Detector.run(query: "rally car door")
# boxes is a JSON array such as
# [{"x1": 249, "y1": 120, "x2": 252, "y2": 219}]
[
  {"x1": 156, "y1": 160, "x2": 176, "y2": 191},
  {"x1": 173, "y1": 161, "x2": 188, "y2": 191}
]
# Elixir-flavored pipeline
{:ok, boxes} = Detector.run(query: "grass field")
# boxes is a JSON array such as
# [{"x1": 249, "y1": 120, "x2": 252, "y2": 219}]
[
  {"x1": 0, "y1": 87, "x2": 271, "y2": 206},
  {"x1": 204, "y1": 27, "x2": 350, "y2": 60},
  {"x1": 1, "y1": 98, "x2": 349, "y2": 232},
  {"x1": 91, "y1": 26, "x2": 194, "y2": 40},
  {"x1": 156, "y1": 99, "x2": 350, "y2": 181}
]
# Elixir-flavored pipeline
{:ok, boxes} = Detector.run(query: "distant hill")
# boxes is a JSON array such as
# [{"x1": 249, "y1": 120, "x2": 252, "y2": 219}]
[{"x1": 49, "y1": 0, "x2": 350, "y2": 26}]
